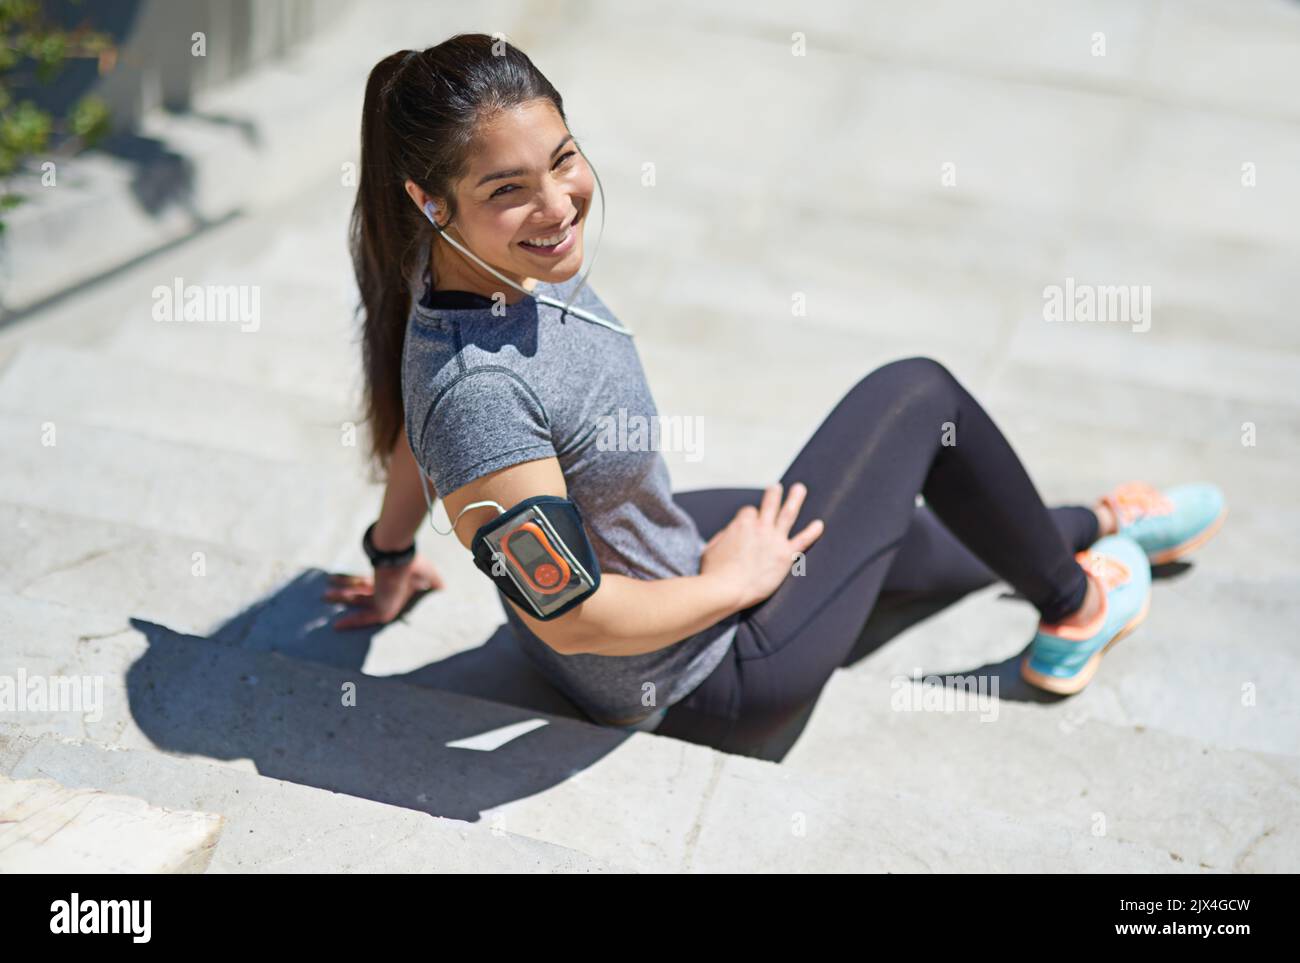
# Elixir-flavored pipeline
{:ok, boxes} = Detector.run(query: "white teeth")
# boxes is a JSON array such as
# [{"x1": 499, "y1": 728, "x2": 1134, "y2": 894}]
[{"x1": 522, "y1": 226, "x2": 569, "y2": 247}]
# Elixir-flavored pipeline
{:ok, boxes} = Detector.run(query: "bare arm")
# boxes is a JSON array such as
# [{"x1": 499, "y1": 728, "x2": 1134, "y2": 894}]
[
  {"x1": 325, "y1": 424, "x2": 445, "y2": 629},
  {"x1": 441, "y1": 459, "x2": 822, "y2": 656},
  {"x1": 442, "y1": 457, "x2": 743, "y2": 656},
  {"x1": 573, "y1": 573, "x2": 744, "y2": 656},
  {"x1": 371, "y1": 425, "x2": 433, "y2": 551}
]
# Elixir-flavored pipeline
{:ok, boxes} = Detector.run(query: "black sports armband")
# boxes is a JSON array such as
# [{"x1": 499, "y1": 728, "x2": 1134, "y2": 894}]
[{"x1": 469, "y1": 495, "x2": 602, "y2": 621}]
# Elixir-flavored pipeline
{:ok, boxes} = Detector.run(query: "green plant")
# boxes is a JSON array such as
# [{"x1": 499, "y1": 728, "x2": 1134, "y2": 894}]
[{"x1": 1, "y1": 0, "x2": 115, "y2": 234}]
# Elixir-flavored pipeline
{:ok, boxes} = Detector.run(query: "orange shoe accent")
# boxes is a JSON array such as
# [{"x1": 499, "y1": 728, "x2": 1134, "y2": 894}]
[
  {"x1": 1034, "y1": 549, "x2": 1131, "y2": 641},
  {"x1": 1020, "y1": 590, "x2": 1151, "y2": 695},
  {"x1": 1101, "y1": 480, "x2": 1175, "y2": 529},
  {"x1": 1076, "y1": 548, "x2": 1132, "y2": 591}
]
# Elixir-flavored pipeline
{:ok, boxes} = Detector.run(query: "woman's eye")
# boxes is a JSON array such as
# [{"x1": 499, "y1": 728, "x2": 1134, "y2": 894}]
[{"x1": 490, "y1": 154, "x2": 576, "y2": 199}]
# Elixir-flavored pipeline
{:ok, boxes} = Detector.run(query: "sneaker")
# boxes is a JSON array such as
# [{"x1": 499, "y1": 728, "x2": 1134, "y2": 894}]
[
  {"x1": 1021, "y1": 534, "x2": 1152, "y2": 695},
  {"x1": 1099, "y1": 481, "x2": 1226, "y2": 565}
]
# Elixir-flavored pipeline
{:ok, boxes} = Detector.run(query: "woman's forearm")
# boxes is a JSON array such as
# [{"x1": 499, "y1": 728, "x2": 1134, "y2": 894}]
[
  {"x1": 557, "y1": 571, "x2": 744, "y2": 657},
  {"x1": 372, "y1": 426, "x2": 433, "y2": 551}
]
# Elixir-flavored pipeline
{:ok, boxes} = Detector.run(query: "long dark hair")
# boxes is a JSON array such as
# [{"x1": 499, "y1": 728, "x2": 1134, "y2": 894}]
[{"x1": 350, "y1": 34, "x2": 566, "y2": 477}]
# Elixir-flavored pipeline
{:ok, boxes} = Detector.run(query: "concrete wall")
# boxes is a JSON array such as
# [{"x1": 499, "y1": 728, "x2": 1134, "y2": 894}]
[{"x1": 44, "y1": 0, "x2": 356, "y2": 134}]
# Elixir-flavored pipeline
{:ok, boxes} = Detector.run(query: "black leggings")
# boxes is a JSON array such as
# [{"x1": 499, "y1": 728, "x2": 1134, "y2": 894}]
[{"x1": 660, "y1": 356, "x2": 1100, "y2": 756}]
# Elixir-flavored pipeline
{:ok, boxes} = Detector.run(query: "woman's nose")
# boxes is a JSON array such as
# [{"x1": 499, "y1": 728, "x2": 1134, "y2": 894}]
[{"x1": 536, "y1": 180, "x2": 577, "y2": 225}]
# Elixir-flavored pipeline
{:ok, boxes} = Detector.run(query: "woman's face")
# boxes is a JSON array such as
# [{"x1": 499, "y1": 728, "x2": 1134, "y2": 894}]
[{"x1": 434, "y1": 99, "x2": 593, "y2": 295}]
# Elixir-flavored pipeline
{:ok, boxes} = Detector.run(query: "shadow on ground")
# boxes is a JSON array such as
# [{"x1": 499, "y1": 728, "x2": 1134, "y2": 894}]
[
  {"x1": 124, "y1": 556, "x2": 1204, "y2": 804},
  {"x1": 861, "y1": 559, "x2": 1202, "y2": 713},
  {"x1": 123, "y1": 582, "x2": 632, "y2": 824}
]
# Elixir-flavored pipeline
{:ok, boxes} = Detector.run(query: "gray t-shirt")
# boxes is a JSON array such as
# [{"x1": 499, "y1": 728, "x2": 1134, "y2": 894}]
[{"x1": 400, "y1": 251, "x2": 739, "y2": 730}]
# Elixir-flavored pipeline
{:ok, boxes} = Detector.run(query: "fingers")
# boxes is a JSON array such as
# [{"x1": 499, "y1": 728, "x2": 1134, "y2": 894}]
[
  {"x1": 326, "y1": 563, "x2": 441, "y2": 629},
  {"x1": 324, "y1": 571, "x2": 375, "y2": 605},
  {"x1": 776, "y1": 482, "x2": 807, "y2": 533},
  {"x1": 758, "y1": 482, "x2": 783, "y2": 526},
  {"x1": 790, "y1": 518, "x2": 825, "y2": 554},
  {"x1": 322, "y1": 584, "x2": 374, "y2": 604},
  {"x1": 325, "y1": 573, "x2": 373, "y2": 603},
  {"x1": 332, "y1": 605, "x2": 388, "y2": 631},
  {"x1": 329, "y1": 591, "x2": 404, "y2": 630}
]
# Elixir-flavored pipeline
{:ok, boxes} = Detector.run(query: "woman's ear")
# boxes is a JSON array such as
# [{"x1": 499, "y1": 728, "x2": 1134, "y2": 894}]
[{"x1": 403, "y1": 178, "x2": 440, "y2": 218}]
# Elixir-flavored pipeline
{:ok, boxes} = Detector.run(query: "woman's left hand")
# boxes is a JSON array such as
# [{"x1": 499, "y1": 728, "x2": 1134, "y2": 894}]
[{"x1": 324, "y1": 554, "x2": 446, "y2": 629}]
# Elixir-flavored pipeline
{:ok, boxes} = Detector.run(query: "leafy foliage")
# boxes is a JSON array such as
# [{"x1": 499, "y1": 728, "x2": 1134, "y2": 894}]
[{"x1": 1, "y1": 0, "x2": 115, "y2": 232}]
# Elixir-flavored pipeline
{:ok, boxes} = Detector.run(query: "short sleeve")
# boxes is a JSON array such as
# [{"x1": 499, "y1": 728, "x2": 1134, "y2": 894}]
[{"x1": 415, "y1": 368, "x2": 556, "y2": 496}]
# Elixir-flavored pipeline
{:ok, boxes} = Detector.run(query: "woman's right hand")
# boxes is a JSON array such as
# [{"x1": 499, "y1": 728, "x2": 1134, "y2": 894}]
[
  {"x1": 324, "y1": 553, "x2": 445, "y2": 630},
  {"x1": 699, "y1": 482, "x2": 825, "y2": 611}
]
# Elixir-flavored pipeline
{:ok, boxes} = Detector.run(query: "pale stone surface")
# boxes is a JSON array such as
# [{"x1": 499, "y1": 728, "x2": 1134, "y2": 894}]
[
  {"x1": 1, "y1": 0, "x2": 1296, "y2": 871},
  {"x1": 0, "y1": 732, "x2": 624, "y2": 874},
  {"x1": 0, "y1": 772, "x2": 222, "y2": 873}
]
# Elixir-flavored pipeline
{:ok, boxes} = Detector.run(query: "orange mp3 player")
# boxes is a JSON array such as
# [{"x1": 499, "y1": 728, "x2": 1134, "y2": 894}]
[{"x1": 502, "y1": 521, "x2": 572, "y2": 594}]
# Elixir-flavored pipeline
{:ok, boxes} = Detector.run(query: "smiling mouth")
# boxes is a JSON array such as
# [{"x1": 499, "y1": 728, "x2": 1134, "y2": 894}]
[{"x1": 518, "y1": 201, "x2": 586, "y2": 249}]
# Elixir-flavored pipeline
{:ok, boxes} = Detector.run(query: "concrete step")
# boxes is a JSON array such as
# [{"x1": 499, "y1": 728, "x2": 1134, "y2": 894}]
[
  {"x1": 0, "y1": 178, "x2": 363, "y2": 408},
  {"x1": 777, "y1": 586, "x2": 1300, "y2": 872},
  {"x1": 80, "y1": 192, "x2": 367, "y2": 405},
  {"x1": 0, "y1": 342, "x2": 361, "y2": 468},
  {"x1": 0, "y1": 497, "x2": 584, "y2": 723},
  {"x1": 836, "y1": 579, "x2": 1300, "y2": 760},
  {"x1": 98, "y1": 276, "x2": 363, "y2": 407},
  {"x1": 0, "y1": 410, "x2": 373, "y2": 567},
  {"x1": 0, "y1": 501, "x2": 296, "y2": 640},
  {"x1": 0, "y1": 592, "x2": 1186, "y2": 870},
  {"x1": 0, "y1": 730, "x2": 621, "y2": 874},
  {"x1": 0, "y1": 771, "x2": 223, "y2": 873}
]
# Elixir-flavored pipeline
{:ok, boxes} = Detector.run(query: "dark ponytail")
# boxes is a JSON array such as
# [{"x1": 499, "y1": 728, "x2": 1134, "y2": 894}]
[{"x1": 349, "y1": 34, "x2": 567, "y2": 477}]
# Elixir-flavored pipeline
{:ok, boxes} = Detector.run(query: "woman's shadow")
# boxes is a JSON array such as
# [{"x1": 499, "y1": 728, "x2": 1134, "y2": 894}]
[
  {"x1": 122, "y1": 548, "x2": 1197, "y2": 809},
  {"x1": 123, "y1": 568, "x2": 630, "y2": 826}
]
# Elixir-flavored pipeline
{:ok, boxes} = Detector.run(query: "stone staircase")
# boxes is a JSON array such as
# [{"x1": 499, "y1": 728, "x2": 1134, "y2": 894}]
[
  {"x1": 5, "y1": 0, "x2": 1300, "y2": 866},
  {"x1": 2, "y1": 185, "x2": 1294, "y2": 872}
]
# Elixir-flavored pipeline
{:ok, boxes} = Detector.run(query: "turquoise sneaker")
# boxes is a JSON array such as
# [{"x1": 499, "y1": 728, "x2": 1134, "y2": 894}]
[
  {"x1": 1099, "y1": 481, "x2": 1226, "y2": 565},
  {"x1": 1021, "y1": 534, "x2": 1152, "y2": 695}
]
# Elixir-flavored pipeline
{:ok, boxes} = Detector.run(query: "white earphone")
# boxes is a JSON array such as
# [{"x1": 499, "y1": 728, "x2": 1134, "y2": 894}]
[
  {"x1": 413, "y1": 144, "x2": 631, "y2": 538},
  {"x1": 418, "y1": 142, "x2": 632, "y2": 337}
]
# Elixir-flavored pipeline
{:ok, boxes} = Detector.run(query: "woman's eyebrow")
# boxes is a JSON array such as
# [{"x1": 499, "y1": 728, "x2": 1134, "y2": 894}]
[{"x1": 475, "y1": 135, "x2": 575, "y2": 187}]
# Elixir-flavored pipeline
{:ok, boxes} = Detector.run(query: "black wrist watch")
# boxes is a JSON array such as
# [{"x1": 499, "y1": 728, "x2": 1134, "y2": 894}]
[{"x1": 363, "y1": 521, "x2": 416, "y2": 568}]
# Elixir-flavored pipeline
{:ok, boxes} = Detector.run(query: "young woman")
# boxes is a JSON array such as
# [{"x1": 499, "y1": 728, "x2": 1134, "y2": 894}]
[{"x1": 327, "y1": 35, "x2": 1226, "y2": 758}]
